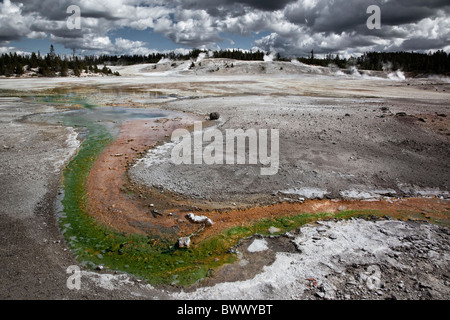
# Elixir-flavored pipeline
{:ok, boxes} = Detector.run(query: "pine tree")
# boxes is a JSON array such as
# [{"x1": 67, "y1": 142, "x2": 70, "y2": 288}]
[
  {"x1": 30, "y1": 52, "x2": 38, "y2": 68},
  {"x1": 49, "y1": 45, "x2": 56, "y2": 58},
  {"x1": 38, "y1": 61, "x2": 50, "y2": 77},
  {"x1": 73, "y1": 65, "x2": 81, "y2": 77},
  {"x1": 60, "y1": 59, "x2": 68, "y2": 77},
  {"x1": 73, "y1": 57, "x2": 81, "y2": 77},
  {"x1": 14, "y1": 63, "x2": 24, "y2": 75}
]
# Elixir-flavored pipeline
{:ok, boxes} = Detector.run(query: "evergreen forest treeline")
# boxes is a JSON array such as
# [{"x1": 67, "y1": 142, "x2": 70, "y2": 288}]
[
  {"x1": 0, "y1": 45, "x2": 120, "y2": 77},
  {"x1": 296, "y1": 49, "x2": 449, "y2": 75},
  {"x1": 1, "y1": 45, "x2": 449, "y2": 77}
]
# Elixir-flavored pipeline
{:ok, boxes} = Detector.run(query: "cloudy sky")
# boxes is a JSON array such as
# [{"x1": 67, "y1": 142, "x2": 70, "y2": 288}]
[{"x1": 1, "y1": 0, "x2": 449, "y2": 57}]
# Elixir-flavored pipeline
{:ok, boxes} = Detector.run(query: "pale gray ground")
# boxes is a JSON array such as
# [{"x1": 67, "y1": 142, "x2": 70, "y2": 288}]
[
  {"x1": 130, "y1": 94, "x2": 449, "y2": 207},
  {"x1": 0, "y1": 61, "x2": 449, "y2": 299},
  {"x1": 128, "y1": 60, "x2": 450, "y2": 207},
  {"x1": 175, "y1": 218, "x2": 450, "y2": 300}
]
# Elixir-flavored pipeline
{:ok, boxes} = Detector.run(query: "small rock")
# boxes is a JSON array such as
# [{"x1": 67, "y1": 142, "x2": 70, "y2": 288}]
[
  {"x1": 396, "y1": 112, "x2": 407, "y2": 117},
  {"x1": 419, "y1": 281, "x2": 432, "y2": 289},
  {"x1": 178, "y1": 237, "x2": 191, "y2": 249},
  {"x1": 185, "y1": 213, "x2": 214, "y2": 226},
  {"x1": 209, "y1": 112, "x2": 220, "y2": 120},
  {"x1": 151, "y1": 209, "x2": 163, "y2": 217},
  {"x1": 268, "y1": 226, "x2": 281, "y2": 234},
  {"x1": 247, "y1": 239, "x2": 269, "y2": 252}
]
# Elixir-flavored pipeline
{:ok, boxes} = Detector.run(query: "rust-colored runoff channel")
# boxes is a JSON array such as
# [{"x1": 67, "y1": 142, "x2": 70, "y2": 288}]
[{"x1": 86, "y1": 118, "x2": 449, "y2": 242}]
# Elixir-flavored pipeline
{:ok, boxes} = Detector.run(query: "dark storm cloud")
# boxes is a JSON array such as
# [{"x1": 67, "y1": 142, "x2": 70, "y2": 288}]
[
  {"x1": 11, "y1": 0, "x2": 73, "y2": 20},
  {"x1": 395, "y1": 38, "x2": 449, "y2": 52},
  {"x1": 0, "y1": 33, "x2": 20, "y2": 42},
  {"x1": 2, "y1": 0, "x2": 449, "y2": 55},
  {"x1": 11, "y1": 0, "x2": 120, "y2": 20},
  {"x1": 231, "y1": 0, "x2": 296, "y2": 11},
  {"x1": 284, "y1": 0, "x2": 450, "y2": 33},
  {"x1": 30, "y1": 23, "x2": 84, "y2": 39},
  {"x1": 176, "y1": 0, "x2": 296, "y2": 13},
  {"x1": 251, "y1": 0, "x2": 450, "y2": 56}
]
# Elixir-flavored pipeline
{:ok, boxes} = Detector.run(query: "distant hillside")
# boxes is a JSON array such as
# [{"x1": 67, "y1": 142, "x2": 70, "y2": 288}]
[{"x1": 1, "y1": 46, "x2": 449, "y2": 78}]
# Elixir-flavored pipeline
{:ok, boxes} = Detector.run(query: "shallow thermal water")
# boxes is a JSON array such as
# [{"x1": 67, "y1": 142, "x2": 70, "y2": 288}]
[{"x1": 29, "y1": 99, "x2": 168, "y2": 138}]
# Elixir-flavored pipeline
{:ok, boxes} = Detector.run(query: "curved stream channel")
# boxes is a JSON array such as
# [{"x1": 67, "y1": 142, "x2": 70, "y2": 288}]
[
  {"x1": 29, "y1": 94, "x2": 240, "y2": 286},
  {"x1": 25, "y1": 93, "x2": 449, "y2": 288}
]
